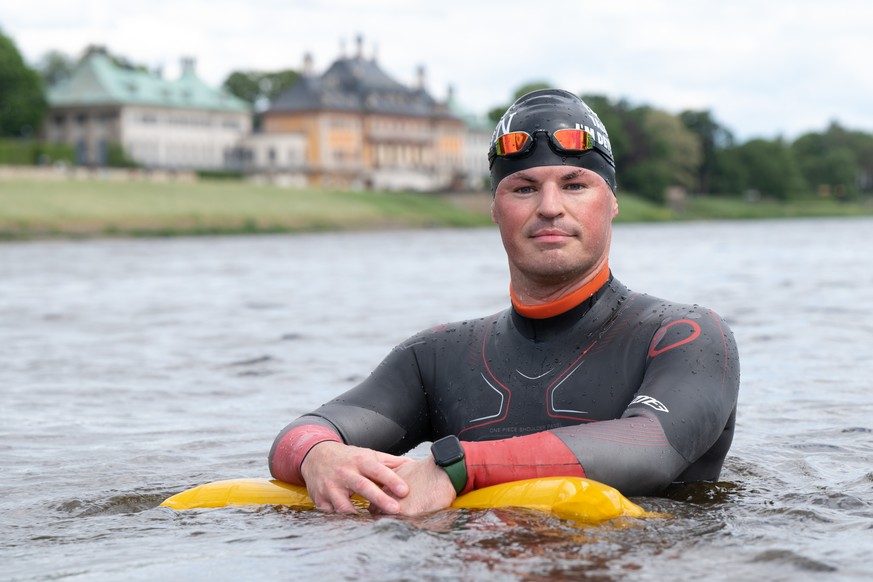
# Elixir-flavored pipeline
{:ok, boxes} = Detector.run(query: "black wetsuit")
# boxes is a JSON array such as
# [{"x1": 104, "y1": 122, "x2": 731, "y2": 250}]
[{"x1": 272, "y1": 277, "x2": 740, "y2": 496}]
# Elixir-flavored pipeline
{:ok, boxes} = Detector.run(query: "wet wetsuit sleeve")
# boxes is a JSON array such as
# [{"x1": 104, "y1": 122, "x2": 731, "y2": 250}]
[
  {"x1": 463, "y1": 307, "x2": 740, "y2": 497},
  {"x1": 268, "y1": 338, "x2": 431, "y2": 484},
  {"x1": 268, "y1": 419, "x2": 343, "y2": 484}
]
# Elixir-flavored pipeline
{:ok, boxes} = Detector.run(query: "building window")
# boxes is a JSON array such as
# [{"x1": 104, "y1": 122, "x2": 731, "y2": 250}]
[
  {"x1": 97, "y1": 140, "x2": 108, "y2": 166},
  {"x1": 75, "y1": 139, "x2": 87, "y2": 165}
]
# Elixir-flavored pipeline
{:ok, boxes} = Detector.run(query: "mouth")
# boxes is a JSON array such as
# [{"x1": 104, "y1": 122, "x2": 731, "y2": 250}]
[{"x1": 529, "y1": 229, "x2": 575, "y2": 244}]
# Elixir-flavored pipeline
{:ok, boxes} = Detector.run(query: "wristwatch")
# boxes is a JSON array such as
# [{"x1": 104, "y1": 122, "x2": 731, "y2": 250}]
[{"x1": 430, "y1": 435, "x2": 467, "y2": 495}]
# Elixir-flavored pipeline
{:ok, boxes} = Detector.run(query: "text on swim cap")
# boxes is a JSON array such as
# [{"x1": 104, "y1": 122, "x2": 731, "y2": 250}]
[
  {"x1": 574, "y1": 123, "x2": 613, "y2": 155},
  {"x1": 491, "y1": 112, "x2": 517, "y2": 145}
]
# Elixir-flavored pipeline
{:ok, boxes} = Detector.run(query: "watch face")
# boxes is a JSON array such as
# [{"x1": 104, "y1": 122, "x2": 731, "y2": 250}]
[{"x1": 432, "y1": 436, "x2": 464, "y2": 466}]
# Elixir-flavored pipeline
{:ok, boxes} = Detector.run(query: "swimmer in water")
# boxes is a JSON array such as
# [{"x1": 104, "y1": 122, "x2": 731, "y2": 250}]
[{"x1": 269, "y1": 89, "x2": 740, "y2": 515}]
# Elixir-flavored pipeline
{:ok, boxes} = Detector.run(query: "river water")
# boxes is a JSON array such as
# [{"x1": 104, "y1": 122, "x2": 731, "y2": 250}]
[{"x1": 2, "y1": 218, "x2": 872, "y2": 581}]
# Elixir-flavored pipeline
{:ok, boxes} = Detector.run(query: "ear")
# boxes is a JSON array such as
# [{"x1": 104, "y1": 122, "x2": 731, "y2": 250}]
[{"x1": 610, "y1": 193, "x2": 619, "y2": 219}]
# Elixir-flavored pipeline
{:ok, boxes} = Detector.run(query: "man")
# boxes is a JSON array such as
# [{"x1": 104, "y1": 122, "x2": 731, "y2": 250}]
[{"x1": 269, "y1": 89, "x2": 740, "y2": 515}]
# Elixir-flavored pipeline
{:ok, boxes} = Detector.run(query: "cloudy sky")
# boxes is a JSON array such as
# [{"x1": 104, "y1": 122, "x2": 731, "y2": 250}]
[{"x1": 2, "y1": 0, "x2": 871, "y2": 141}]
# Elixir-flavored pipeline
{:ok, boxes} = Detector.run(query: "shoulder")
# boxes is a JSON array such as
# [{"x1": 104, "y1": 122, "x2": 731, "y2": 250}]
[
  {"x1": 615, "y1": 281, "x2": 732, "y2": 331},
  {"x1": 395, "y1": 308, "x2": 511, "y2": 351},
  {"x1": 610, "y1": 281, "x2": 736, "y2": 355}
]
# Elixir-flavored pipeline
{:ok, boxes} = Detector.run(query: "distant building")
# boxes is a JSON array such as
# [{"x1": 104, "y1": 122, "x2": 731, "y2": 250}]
[
  {"x1": 448, "y1": 88, "x2": 493, "y2": 191},
  {"x1": 259, "y1": 37, "x2": 466, "y2": 191},
  {"x1": 44, "y1": 46, "x2": 251, "y2": 169},
  {"x1": 232, "y1": 131, "x2": 308, "y2": 187}
]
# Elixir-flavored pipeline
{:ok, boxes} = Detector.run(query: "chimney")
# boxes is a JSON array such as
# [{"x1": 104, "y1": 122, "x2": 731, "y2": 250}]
[
  {"x1": 85, "y1": 44, "x2": 107, "y2": 58},
  {"x1": 180, "y1": 57, "x2": 196, "y2": 75},
  {"x1": 302, "y1": 52, "x2": 314, "y2": 76},
  {"x1": 416, "y1": 65, "x2": 426, "y2": 90},
  {"x1": 355, "y1": 34, "x2": 364, "y2": 59}
]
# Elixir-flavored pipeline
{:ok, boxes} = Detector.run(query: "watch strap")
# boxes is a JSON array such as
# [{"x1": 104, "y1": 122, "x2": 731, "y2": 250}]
[{"x1": 441, "y1": 459, "x2": 467, "y2": 495}]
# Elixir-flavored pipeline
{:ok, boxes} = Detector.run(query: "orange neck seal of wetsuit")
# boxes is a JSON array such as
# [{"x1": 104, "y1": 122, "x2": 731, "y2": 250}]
[{"x1": 510, "y1": 262, "x2": 610, "y2": 319}]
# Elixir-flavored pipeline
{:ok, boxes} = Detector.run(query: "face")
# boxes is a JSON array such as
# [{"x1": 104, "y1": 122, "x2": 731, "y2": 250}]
[{"x1": 491, "y1": 165, "x2": 618, "y2": 293}]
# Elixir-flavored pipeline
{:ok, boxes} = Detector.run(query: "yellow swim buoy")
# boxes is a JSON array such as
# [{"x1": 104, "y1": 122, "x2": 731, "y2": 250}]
[{"x1": 160, "y1": 476, "x2": 657, "y2": 524}]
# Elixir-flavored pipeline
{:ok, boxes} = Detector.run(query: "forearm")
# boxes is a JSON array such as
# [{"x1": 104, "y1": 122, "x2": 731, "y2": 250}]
[
  {"x1": 461, "y1": 431, "x2": 585, "y2": 494},
  {"x1": 268, "y1": 418, "x2": 342, "y2": 484},
  {"x1": 460, "y1": 417, "x2": 688, "y2": 497},
  {"x1": 551, "y1": 416, "x2": 688, "y2": 496}
]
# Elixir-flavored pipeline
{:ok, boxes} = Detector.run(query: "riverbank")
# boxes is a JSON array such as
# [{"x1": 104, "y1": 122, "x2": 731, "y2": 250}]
[{"x1": 2, "y1": 176, "x2": 872, "y2": 239}]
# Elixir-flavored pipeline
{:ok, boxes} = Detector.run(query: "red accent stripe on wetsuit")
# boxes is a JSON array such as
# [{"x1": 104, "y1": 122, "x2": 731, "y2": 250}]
[
  {"x1": 511, "y1": 262, "x2": 610, "y2": 319},
  {"x1": 460, "y1": 431, "x2": 585, "y2": 494},
  {"x1": 270, "y1": 425, "x2": 342, "y2": 485},
  {"x1": 457, "y1": 316, "x2": 512, "y2": 437},
  {"x1": 648, "y1": 319, "x2": 702, "y2": 357},
  {"x1": 709, "y1": 309, "x2": 731, "y2": 388}
]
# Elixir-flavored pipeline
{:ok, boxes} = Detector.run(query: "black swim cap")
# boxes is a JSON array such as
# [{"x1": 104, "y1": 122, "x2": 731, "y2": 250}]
[{"x1": 488, "y1": 89, "x2": 616, "y2": 193}]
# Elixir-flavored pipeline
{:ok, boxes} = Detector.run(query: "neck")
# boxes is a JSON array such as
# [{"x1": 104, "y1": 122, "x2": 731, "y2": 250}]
[{"x1": 510, "y1": 261, "x2": 611, "y2": 319}]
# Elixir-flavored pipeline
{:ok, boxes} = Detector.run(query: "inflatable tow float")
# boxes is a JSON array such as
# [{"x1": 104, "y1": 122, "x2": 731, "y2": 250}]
[{"x1": 161, "y1": 476, "x2": 658, "y2": 524}]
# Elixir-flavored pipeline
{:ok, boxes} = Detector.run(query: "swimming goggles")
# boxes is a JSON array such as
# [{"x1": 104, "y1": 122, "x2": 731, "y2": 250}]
[{"x1": 492, "y1": 128, "x2": 595, "y2": 159}]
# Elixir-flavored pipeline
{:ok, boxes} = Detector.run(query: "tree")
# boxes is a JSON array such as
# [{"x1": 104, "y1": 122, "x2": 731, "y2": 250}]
[
  {"x1": 792, "y1": 131, "x2": 858, "y2": 199},
  {"x1": 708, "y1": 147, "x2": 747, "y2": 196},
  {"x1": 792, "y1": 122, "x2": 873, "y2": 199},
  {"x1": 618, "y1": 106, "x2": 702, "y2": 203},
  {"x1": 36, "y1": 50, "x2": 76, "y2": 88},
  {"x1": 580, "y1": 94, "x2": 632, "y2": 170},
  {"x1": 222, "y1": 69, "x2": 299, "y2": 111},
  {"x1": 679, "y1": 110, "x2": 735, "y2": 194},
  {"x1": 729, "y1": 138, "x2": 807, "y2": 200},
  {"x1": 0, "y1": 29, "x2": 47, "y2": 138}
]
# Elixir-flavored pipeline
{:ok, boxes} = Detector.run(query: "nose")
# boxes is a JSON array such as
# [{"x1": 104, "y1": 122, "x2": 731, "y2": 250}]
[{"x1": 537, "y1": 182, "x2": 565, "y2": 218}]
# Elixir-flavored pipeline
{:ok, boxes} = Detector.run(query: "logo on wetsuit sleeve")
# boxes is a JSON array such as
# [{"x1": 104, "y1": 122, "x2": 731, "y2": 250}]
[{"x1": 630, "y1": 395, "x2": 669, "y2": 413}]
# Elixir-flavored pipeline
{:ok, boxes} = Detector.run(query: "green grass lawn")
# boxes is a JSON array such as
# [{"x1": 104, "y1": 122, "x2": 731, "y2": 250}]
[
  {"x1": 2, "y1": 177, "x2": 871, "y2": 239},
  {"x1": 0, "y1": 178, "x2": 493, "y2": 238}
]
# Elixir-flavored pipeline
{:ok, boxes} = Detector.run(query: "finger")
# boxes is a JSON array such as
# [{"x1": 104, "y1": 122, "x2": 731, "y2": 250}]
[
  {"x1": 363, "y1": 461, "x2": 410, "y2": 498},
  {"x1": 310, "y1": 481, "x2": 357, "y2": 514},
  {"x1": 322, "y1": 489, "x2": 358, "y2": 514},
  {"x1": 348, "y1": 474, "x2": 401, "y2": 514}
]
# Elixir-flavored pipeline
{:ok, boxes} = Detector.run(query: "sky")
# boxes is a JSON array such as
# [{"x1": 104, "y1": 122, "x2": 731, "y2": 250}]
[{"x1": 2, "y1": 0, "x2": 871, "y2": 141}]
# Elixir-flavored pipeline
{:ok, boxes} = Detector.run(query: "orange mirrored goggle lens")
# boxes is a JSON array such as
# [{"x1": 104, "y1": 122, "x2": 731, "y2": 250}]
[
  {"x1": 493, "y1": 129, "x2": 595, "y2": 157},
  {"x1": 494, "y1": 132, "x2": 531, "y2": 156},
  {"x1": 552, "y1": 128, "x2": 595, "y2": 151}
]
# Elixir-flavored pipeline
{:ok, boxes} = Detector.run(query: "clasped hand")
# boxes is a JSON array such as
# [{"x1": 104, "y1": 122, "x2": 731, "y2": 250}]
[{"x1": 300, "y1": 441, "x2": 456, "y2": 515}]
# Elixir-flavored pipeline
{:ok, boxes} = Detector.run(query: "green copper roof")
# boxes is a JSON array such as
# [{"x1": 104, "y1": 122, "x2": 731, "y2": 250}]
[{"x1": 48, "y1": 50, "x2": 250, "y2": 113}]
